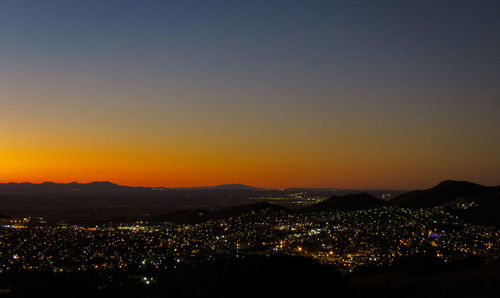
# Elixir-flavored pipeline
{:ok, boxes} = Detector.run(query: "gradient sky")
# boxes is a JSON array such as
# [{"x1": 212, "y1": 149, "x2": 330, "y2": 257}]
[{"x1": 1, "y1": 0, "x2": 499, "y2": 189}]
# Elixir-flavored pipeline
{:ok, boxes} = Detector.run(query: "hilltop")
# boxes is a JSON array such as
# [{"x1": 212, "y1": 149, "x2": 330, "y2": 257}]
[{"x1": 391, "y1": 180, "x2": 498, "y2": 208}]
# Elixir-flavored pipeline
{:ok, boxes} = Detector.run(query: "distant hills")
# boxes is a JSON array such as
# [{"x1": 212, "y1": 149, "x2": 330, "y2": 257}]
[
  {"x1": 176, "y1": 180, "x2": 500, "y2": 224},
  {"x1": 0, "y1": 181, "x2": 405, "y2": 195},
  {"x1": 0, "y1": 182, "x2": 265, "y2": 195},
  {"x1": 1, "y1": 180, "x2": 498, "y2": 226},
  {"x1": 159, "y1": 193, "x2": 387, "y2": 223},
  {"x1": 0, "y1": 182, "x2": 349, "y2": 223},
  {"x1": 0, "y1": 181, "x2": 145, "y2": 196}
]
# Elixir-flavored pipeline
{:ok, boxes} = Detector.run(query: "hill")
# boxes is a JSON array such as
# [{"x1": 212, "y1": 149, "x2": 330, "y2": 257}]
[{"x1": 391, "y1": 180, "x2": 498, "y2": 208}]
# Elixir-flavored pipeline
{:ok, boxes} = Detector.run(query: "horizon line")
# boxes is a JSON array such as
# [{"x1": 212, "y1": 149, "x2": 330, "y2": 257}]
[
  {"x1": 1, "y1": 179, "x2": 490, "y2": 191},
  {"x1": 0, "y1": 180, "x2": 417, "y2": 191}
]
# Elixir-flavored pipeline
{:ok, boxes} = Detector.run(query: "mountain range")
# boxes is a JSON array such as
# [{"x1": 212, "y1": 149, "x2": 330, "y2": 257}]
[
  {"x1": 0, "y1": 181, "x2": 265, "y2": 195},
  {"x1": 0, "y1": 180, "x2": 498, "y2": 225}
]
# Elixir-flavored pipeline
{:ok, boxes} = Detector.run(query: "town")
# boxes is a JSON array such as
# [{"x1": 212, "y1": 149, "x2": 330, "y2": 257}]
[{"x1": 2, "y1": 204, "x2": 498, "y2": 274}]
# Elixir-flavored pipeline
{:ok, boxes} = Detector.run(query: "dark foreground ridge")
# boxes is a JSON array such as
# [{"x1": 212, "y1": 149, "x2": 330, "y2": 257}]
[{"x1": 2, "y1": 255, "x2": 500, "y2": 298}]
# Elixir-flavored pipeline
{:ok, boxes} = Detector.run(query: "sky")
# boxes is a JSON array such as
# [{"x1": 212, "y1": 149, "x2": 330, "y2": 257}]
[{"x1": 0, "y1": 0, "x2": 499, "y2": 190}]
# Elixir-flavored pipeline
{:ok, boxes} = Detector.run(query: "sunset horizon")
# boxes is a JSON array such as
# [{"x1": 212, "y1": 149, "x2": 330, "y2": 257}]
[
  {"x1": 2, "y1": 1, "x2": 499, "y2": 192},
  {"x1": 0, "y1": 177, "x2": 498, "y2": 192}
]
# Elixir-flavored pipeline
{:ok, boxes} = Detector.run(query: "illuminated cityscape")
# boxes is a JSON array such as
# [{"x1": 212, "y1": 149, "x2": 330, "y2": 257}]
[{"x1": 2, "y1": 204, "x2": 498, "y2": 274}]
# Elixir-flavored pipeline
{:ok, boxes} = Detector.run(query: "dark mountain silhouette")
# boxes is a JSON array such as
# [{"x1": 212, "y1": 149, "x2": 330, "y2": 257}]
[
  {"x1": 0, "y1": 182, "x2": 264, "y2": 224},
  {"x1": 0, "y1": 182, "x2": 264, "y2": 195},
  {"x1": 4, "y1": 180, "x2": 498, "y2": 225},
  {"x1": 0, "y1": 182, "x2": 338, "y2": 224},
  {"x1": 391, "y1": 180, "x2": 498, "y2": 208},
  {"x1": 302, "y1": 192, "x2": 385, "y2": 212},
  {"x1": 0, "y1": 181, "x2": 150, "y2": 196}
]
